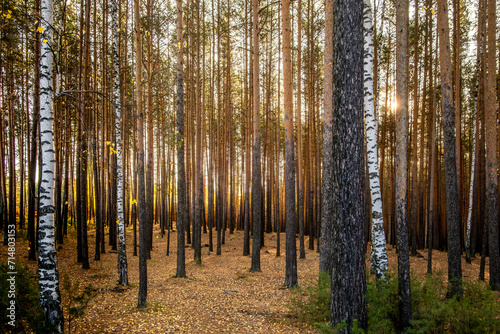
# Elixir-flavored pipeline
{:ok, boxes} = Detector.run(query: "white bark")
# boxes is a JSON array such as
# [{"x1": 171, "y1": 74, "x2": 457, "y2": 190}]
[
  {"x1": 38, "y1": 0, "x2": 64, "y2": 330},
  {"x1": 363, "y1": 0, "x2": 388, "y2": 279},
  {"x1": 466, "y1": 110, "x2": 476, "y2": 261},
  {"x1": 112, "y1": 0, "x2": 128, "y2": 286}
]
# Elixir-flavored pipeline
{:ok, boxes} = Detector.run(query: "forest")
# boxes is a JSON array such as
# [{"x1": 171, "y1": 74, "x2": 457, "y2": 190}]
[{"x1": 0, "y1": 0, "x2": 500, "y2": 331}]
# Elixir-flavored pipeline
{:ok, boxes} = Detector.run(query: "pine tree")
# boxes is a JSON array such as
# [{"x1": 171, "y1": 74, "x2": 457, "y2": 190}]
[{"x1": 324, "y1": 0, "x2": 368, "y2": 329}]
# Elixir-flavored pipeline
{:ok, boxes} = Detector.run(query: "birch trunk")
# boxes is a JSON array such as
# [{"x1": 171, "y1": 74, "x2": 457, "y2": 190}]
[
  {"x1": 112, "y1": 0, "x2": 128, "y2": 286},
  {"x1": 363, "y1": 0, "x2": 388, "y2": 280},
  {"x1": 38, "y1": 0, "x2": 64, "y2": 329},
  {"x1": 466, "y1": 107, "x2": 477, "y2": 263}
]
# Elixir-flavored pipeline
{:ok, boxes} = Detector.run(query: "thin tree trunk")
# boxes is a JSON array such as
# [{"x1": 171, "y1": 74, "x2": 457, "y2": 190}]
[
  {"x1": 319, "y1": 0, "x2": 333, "y2": 273},
  {"x1": 427, "y1": 27, "x2": 438, "y2": 273},
  {"x1": 176, "y1": 0, "x2": 187, "y2": 278},
  {"x1": 28, "y1": 0, "x2": 41, "y2": 260},
  {"x1": 396, "y1": 0, "x2": 412, "y2": 327},
  {"x1": 250, "y1": 0, "x2": 262, "y2": 273},
  {"x1": 297, "y1": 0, "x2": 305, "y2": 260},
  {"x1": 146, "y1": 0, "x2": 154, "y2": 258},
  {"x1": 410, "y1": 0, "x2": 419, "y2": 256},
  {"x1": 466, "y1": 102, "x2": 477, "y2": 264},
  {"x1": 135, "y1": 0, "x2": 148, "y2": 307},
  {"x1": 437, "y1": 0, "x2": 462, "y2": 296},
  {"x1": 282, "y1": 0, "x2": 297, "y2": 288}
]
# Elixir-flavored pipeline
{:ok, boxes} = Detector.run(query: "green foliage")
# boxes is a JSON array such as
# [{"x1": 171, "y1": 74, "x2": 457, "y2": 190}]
[
  {"x1": 289, "y1": 271, "x2": 331, "y2": 327},
  {"x1": 365, "y1": 272, "x2": 398, "y2": 334},
  {"x1": 407, "y1": 271, "x2": 500, "y2": 334},
  {"x1": 290, "y1": 270, "x2": 500, "y2": 333},
  {"x1": 0, "y1": 264, "x2": 56, "y2": 333},
  {"x1": 62, "y1": 273, "x2": 97, "y2": 334}
]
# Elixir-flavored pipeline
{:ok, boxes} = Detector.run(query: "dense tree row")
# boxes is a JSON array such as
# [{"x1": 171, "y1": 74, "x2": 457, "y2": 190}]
[{"x1": 1, "y1": 0, "x2": 499, "y2": 330}]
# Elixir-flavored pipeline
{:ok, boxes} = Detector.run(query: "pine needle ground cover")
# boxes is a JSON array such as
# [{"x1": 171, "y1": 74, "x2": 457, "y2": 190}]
[{"x1": 1, "y1": 226, "x2": 497, "y2": 333}]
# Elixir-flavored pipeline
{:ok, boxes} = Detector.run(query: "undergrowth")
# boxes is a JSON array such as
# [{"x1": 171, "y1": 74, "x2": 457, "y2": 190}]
[
  {"x1": 289, "y1": 270, "x2": 500, "y2": 333},
  {"x1": 0, "y1": 264, "x2": 56, "y2": 333}
]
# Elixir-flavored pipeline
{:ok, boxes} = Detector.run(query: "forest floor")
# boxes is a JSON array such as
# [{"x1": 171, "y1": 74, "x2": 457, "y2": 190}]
[{"x1": 3, "y1": 224, "x2": 492, "y2": 334}]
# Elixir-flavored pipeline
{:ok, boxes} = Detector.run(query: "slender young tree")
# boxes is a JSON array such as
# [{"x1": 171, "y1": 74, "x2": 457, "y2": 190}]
[
  {"x1": 437, "y1": 0, "x2": 462, "y2": 296},
  {"x1": 145, "y1": 0, "x2": 154, "y2": 258},
  {"x1": 297, "y1": 0, "x2": 305, "y2": 260},
  {"x1": 324, "y1": 0, "x2": 368, "y2": 330},
  {"x1": 135, "y1": 0, "x2": 148, "y2": 307},
  {"x1": 250, "y1": 0, "x2": 262, "y2": 273},
  {"x1": 28, "y1": 0, "x2": 41, "y2": 261},
  {"x1": 112, "y1": 0, "x2": 128, "y2": 286},
  {"x1": 395, "y1": 0, "x2": 412, "y2": 327},
  {"x1": 38, "y1": 0, "x2": 64, "y2": 329},
  {"x1": 363, "y1": 0, "x2": 388, "y2": 280},
  {"x1": 282, "y1": 0, "x2": 297, "y2": 288},
  {"x1": 320, "y1": 0, "x2": 335, "y2": 276},
  {"x1": 427, "y1": 31, "x2": 438, "y2": 274},
  {"x1": 466, "y1": 105, "x2": 477, "y2": 263},
  {"x1": 176, "y1": 0, "x2": 187, "y2": 278}
]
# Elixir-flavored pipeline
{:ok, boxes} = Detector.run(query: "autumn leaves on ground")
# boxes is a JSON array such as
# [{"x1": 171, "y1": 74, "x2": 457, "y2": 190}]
[{"x1": 5, "y1": 224, "x2": 491, "y2": 334}]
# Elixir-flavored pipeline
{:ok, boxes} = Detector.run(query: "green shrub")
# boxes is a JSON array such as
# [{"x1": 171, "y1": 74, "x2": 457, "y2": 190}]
[
  {"x1": 289, "y1": 270, "x2": 331, "y2": 327},
  {"x1": 290, "y1": 270, "x2": 500, "y2": 333},
  {"x1": 0, "y1": 263, "x2": 56, "y2": 333}
]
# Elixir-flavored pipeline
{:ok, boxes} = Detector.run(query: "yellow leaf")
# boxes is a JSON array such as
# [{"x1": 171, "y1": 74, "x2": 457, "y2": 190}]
[
  {"x1": 106, "y1": 141, "x2": 111, "y2": 145},
  {"x1": 43, "y1": 39, "x2": 48, "y2": 43},
  {"x1": 8, "y1": 10, "x2": 12, "y2": 13},
  {"x1": 37, "y1": 26, "x2": 45, "y2": 33},
  {"x1": 6, "y1": 13, "x2": 11, "y2": 18}
]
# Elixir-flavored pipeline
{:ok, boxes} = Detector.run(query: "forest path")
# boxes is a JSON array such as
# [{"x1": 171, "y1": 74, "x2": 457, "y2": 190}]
[{"x1": 14, "y1": 226, "x2": 320, "y2": 333}]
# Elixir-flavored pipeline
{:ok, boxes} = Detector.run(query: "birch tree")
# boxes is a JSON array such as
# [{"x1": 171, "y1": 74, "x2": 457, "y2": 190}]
[
  {"x1": 363, "y1": 0, "x2": 388, "y2": 280},
  {"x1": 38, "y1": 0, "x2": 64, "y2": 329},
  {"x1": 466, "y1": 108, "x2": 477, "y2": 264},
  {"x1": 112, "y1": 0, "x2": 128, "y2": 286}
]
